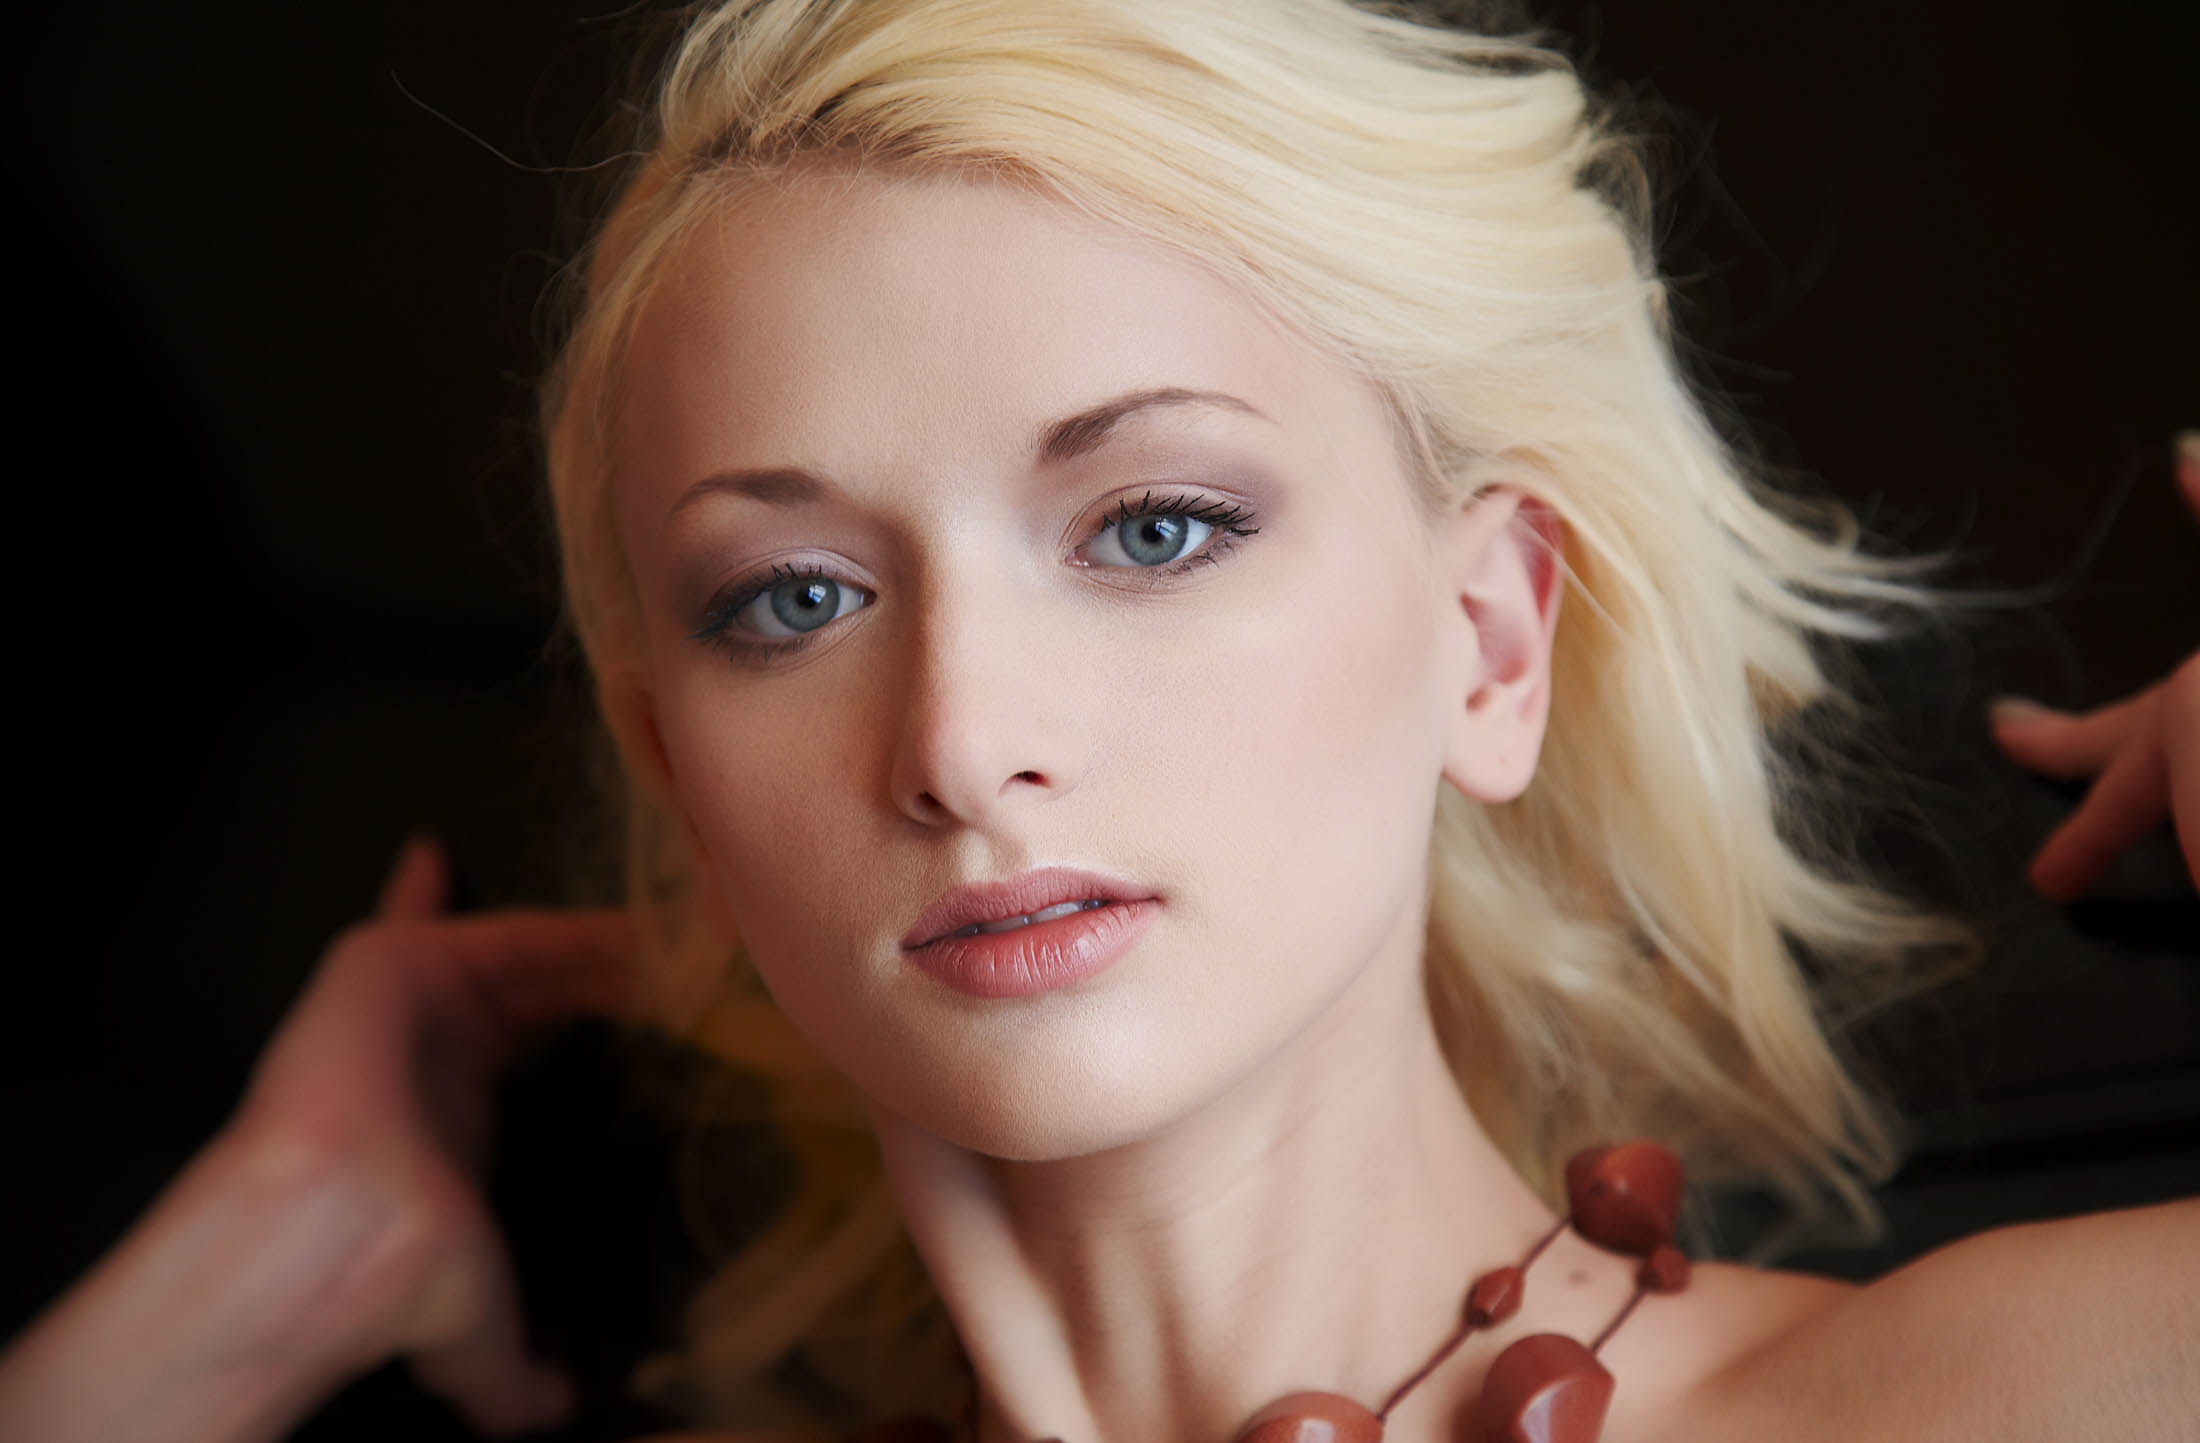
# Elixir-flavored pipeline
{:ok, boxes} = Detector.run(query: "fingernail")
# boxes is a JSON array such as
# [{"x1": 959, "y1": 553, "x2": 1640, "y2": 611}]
[{"x1": 1987, "y1": 695, "x2": 2050, "y2": 727}]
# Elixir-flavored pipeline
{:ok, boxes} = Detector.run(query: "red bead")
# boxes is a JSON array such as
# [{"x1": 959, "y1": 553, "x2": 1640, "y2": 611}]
[
  {"x1": 1563, "y1": 1143, "x2": 1683, "y2": 1257},
  {"x1": 1466, "y1": 1265, "x2": 1525, "y2": 1327},
  {"x1": 1471, "y1": 1334, "x2": 1615, "y2": 1443},
  {"x1": 1234, "y1": 1390, "x2": 1385, "y2": 1443},
  {"x1": 1638, "y1": 1244, "x2": 1690, "y2": 1294}
]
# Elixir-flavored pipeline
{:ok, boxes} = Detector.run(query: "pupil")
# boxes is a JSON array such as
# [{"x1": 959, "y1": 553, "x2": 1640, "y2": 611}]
[
  {"x1": 1122, "y1": 515, "x2": 1188, "y2": 566},
  {"x1": 770, "y1": 577, "x2": 838, "y2": 632}
]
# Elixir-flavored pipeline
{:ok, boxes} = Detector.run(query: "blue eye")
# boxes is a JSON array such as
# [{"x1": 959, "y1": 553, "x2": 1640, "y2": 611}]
[
  {"x1": 691, "y1": 562, "x2": 872, "y2": 651},
  {"x1": 691, "y1": 491, "x2": 1261, "y2": 668},
  {"x1": 1091, "y1": 510, "x2": 1208, "y2": 567},
  {"x1": 1085, "y1": 491, "x2": 1260, "y2": 573},
  {"x1": 746, "y1": 571, "x2": 865, "y2": 637}
]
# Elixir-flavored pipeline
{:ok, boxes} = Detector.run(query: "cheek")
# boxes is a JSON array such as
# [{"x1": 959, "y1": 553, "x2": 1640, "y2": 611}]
[
  {"x1": 1146, "y1": 527, "x2": 1444, "y2": 1031},
  {"x1": 655, "y1": 676, "x2": 925, "y2": 1085},
  {"x1": 653, "y1": 665, "x2": 883, "y2": 951},
  {"x1": 1206, "y1": 542, "x2": 1442, "y2": 848}
]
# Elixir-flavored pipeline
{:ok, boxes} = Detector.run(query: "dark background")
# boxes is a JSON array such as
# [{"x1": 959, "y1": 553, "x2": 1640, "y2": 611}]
[{"x1": 4, "y1": 1, "x2": 2195, "y2": 1440}]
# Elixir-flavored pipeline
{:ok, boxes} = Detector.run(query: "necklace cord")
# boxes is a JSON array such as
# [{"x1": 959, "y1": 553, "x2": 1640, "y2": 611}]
[
  {"x1": 947, "y1": 1144, "x2": 1690, "y2": 1443},
  {"x1": 1373, "y1": 1214, "x2": 1569, "y2": 1421},
  {"x1": 1587, "y1": 1284, "x2": 1646, "y2": 1356}
]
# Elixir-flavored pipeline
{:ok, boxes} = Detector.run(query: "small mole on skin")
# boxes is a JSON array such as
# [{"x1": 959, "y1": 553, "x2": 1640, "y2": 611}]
[{"x1": 1566, "y1": 1270, "x2": 1591, "y2": 1288}]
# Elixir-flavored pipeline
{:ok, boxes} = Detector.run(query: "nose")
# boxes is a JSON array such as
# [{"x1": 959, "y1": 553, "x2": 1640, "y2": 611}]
[{"x1": 886, "y1": 563, "x2": 1090, "y2": 830}]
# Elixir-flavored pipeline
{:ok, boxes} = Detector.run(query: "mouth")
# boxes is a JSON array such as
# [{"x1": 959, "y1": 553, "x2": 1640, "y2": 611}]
[
  {"x1": 934, "y1": 896, "x2": 1114, "y2": 940},
  {"x1": 902, "y1": 867, "x2": 1155, "y2": 950}
]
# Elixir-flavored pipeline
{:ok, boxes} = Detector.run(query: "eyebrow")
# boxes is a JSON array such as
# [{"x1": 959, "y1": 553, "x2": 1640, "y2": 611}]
[{"x1": 668, "y1": 385, "x2": 1268, "y2": 518}]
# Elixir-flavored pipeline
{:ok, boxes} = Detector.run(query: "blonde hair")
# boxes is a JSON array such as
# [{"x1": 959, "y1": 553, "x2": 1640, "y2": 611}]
[{"x1": 538, "y1": 0, "x2": 1976, "y2": 1430}]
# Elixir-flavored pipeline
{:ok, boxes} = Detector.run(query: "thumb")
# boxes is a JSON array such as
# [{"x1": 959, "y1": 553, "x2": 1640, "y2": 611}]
[{"x1": 402, "y1": 1202, "x2": 574, "y2": 1436}]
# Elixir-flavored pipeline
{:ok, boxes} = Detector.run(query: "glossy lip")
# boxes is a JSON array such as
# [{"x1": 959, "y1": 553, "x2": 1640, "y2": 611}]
[
  {"x1": 900, "y1": 866, "x2": 1158, "y2": 950},
  {"x1": 903, "y1": 897, "x2": 1161, "y2": 999}
]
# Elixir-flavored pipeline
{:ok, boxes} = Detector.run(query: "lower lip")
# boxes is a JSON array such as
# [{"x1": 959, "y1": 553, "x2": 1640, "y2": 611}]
[{"x1": 904, "y1": 899, "x2": 1160, "y2": 998}]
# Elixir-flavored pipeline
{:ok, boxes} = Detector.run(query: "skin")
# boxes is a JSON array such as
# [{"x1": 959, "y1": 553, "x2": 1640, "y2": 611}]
[{"x1": 0, "y1": 169, "x2": 2190, "y2": 1443}]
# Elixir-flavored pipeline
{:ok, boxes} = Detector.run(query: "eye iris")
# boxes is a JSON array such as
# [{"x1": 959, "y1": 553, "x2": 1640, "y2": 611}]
[
  {"x1": 770, "y1": 576, "x2": 840, "y2": 632},
  {"x1": 1120, "y1": 514, "x2": 1189, "y2": 566}
]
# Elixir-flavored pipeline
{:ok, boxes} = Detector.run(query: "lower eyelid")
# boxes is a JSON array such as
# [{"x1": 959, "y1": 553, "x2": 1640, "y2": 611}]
[
  {"x1": 697, "y1": 506, "x2": 1255, "y2": 663},
  {"x1": 1157, "y1": 532, "x2": 1240, "y2": 577}
]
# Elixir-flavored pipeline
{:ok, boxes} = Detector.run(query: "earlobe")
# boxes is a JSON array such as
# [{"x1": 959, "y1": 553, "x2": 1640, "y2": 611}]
[{"x1": 1435, "y1": 487, "x2": 1566, "y2": 804}]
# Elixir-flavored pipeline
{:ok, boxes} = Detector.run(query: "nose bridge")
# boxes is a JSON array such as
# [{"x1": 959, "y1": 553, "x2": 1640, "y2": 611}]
[{"x1": 888, "y1": 545, "x2": 1078, "y2": 826}]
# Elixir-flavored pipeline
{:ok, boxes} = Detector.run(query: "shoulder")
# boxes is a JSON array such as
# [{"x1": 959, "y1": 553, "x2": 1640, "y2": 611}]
[{"x1": 1676, "y1": 1200, "x2": 2200, "y2": 1443}]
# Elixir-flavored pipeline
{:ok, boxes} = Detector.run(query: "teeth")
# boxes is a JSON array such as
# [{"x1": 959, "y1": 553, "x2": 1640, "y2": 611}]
[{"x1": 952, "y1": 898, "x2": 1108, "y2": 939}]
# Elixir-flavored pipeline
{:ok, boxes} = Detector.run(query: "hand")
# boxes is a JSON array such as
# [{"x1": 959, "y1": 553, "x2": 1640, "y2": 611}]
[
  {"x1": 1989, "y1": 434, "x2": 2200, "y2": 902},
  {"x1": 0, "y1": 838, "x2": 636, "y2": 1443},
  {"x1": 226, "y1": 836, "x2": 637, "y2": 1430}
]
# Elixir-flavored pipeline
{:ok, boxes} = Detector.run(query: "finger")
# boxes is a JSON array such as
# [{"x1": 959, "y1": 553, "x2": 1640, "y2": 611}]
[
  {"x1": 258, "y1": 910, "x2": 637, "y2": 1112},
  {"x1": 2024, "y1": 718, "x2": 2172, "y2": 901},
  {"x1": 2161, "y1": 656, "x2": 2200, "y2": 891},
  {"x1": 403, "y1": 1208, "x2": 575, "y2": 1437},
  {"x1": 2176, "y1": 430, "x2": 2199, "y2": 524},
  {"x1": 378, "y1": 835, "x2": 451, "y2": 919},
  {"x1": 421, "y1": 909, "x2": 641, "y2": 1027},
  {"x1": 387, "y1": 911, "x2": 643, "y2": 1075},
  {"x1": 1988, "y1": 691, "x2": 2153, "y2": 780}
]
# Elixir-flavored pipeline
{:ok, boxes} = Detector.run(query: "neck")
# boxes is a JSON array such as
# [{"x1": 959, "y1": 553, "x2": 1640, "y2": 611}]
[{"x1": 869, "y1": 919, "x2": 1562, "y2": 1443}]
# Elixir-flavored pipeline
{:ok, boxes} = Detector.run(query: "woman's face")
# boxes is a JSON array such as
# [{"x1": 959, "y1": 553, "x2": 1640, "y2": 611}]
[{"x1": 612, "y1": 165, "x2": 1516, "y2": 1159}]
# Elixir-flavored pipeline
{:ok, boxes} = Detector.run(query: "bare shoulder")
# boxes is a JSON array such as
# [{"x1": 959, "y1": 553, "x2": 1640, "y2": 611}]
[{"x1": 1683, "y1": 1199, "x2": 2200, "y2": 1443}]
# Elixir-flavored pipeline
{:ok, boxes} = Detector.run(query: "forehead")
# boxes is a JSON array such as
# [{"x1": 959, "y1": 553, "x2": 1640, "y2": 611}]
[{"x1": 612, "y1": 163, "x2": 1398, "y2": 512}]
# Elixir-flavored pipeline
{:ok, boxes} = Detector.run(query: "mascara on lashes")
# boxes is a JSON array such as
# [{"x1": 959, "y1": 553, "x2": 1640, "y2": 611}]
[{"x1": 688, "y1": 489, "x2": 1263, "y2": 664}]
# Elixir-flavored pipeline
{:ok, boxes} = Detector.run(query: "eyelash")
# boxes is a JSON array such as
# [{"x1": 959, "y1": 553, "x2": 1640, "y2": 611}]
[{"x1": 689, "y1": 489, "x2": 1263, "y2": 667}]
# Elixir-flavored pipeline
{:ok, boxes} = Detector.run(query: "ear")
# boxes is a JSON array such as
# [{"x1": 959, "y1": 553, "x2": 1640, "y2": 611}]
[{"x1": 1432, "y1": 486, "x2": 1566, "y2": 803}]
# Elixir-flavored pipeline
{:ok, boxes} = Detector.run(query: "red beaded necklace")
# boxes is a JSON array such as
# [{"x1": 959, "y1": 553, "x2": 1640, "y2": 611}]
[{"x1": 849, "y1": 1142, "x2": 1691, "y2": 1443}]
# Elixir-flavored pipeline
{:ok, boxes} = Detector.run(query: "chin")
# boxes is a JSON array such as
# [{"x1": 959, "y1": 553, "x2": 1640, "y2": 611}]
[{"x1": 856, "y1": 1019, "x2": 1229, "y2": 1163}]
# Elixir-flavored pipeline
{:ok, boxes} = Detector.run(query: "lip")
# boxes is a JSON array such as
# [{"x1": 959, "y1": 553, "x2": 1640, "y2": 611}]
[
  {"x1": 901, "y1": 866, "x2": 1158, "y2": 950},
  {"x1": 903, "y1": 896, "x2": 1161, "y2": 998}
]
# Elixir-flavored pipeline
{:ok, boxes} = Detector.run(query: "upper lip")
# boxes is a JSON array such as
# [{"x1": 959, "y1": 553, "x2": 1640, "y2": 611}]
[{"x1": 901, "y1": 866, "x2": 1155, "y2": 949}]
